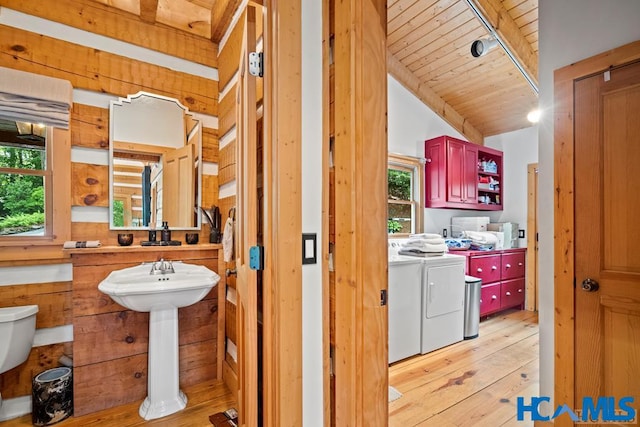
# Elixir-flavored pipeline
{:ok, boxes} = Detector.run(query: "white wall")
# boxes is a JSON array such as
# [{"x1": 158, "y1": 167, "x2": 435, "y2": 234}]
[
  {"x1": 301, "y1": 0, "x2": 324, "y2": 425},
  {"x1": 538, "y1": 0, "x2": 640, "y2": 409},
  {"x1": 485, "y1": 126, "x2": 538, "y2": 247},
  {"x1": 388, "y1": 75, "x2": 537, "y2": 238}
]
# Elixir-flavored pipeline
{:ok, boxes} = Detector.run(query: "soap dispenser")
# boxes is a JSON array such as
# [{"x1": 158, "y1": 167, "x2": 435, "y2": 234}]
[{"x1": 161, "y1": 221, "x2": 171, "y2": 242}]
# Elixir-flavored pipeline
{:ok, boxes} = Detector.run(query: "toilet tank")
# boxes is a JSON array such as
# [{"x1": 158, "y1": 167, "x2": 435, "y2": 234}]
[{"x1": 0, "y1": 305, "x2": 38, "y2": 373}]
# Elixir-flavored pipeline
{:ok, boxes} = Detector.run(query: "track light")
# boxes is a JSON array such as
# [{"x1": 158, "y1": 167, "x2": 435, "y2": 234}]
[{"x1": 470, "y1": 37, "x2": 498, "y2": 58}]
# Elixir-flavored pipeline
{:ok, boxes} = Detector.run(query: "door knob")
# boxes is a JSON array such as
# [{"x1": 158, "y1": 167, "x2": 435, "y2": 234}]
[{"x1": 581, "y1": 278, "x2": 599, "y2": 292}]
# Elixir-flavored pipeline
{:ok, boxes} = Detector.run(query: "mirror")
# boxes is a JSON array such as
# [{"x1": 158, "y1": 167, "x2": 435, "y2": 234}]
[{"x1": 109, "y1": 92, "x2": 202, "y2": 230}]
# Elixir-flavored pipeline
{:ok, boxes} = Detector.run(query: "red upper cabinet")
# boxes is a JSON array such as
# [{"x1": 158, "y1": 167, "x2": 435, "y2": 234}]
[{"x1": 425, "y1": 135, "x2": 503, "y2": 211}]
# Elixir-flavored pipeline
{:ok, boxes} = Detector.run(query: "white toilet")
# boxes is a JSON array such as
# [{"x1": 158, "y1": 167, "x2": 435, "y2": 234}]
[{"x1": 0, "y1": 305, "x2": 38, "y2": 409}]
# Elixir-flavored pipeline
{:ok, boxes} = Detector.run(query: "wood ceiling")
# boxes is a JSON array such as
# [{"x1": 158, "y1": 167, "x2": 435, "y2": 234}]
[
  {"x1": 89, "y1": 0, "x2": 538, "y2": 142},
  {"x1": 388, "y1": 0, "x2": 539, "y2": 142}
]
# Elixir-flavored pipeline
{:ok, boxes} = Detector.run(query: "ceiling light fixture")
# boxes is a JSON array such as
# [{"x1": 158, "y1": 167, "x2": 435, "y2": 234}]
[
  {"x1": 465, "y1": 0, "x2": 539, "y2": 94},
  {"x1": 527, "y1": 109, "x2": 541, "y2": 123}
]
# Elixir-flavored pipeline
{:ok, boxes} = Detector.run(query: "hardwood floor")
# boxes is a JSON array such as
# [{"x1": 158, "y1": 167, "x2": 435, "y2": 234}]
[
  {"x1": 2, "y1": 310, "x2": 536, "y2": 426},
  {"x1": 1, "y1": 380, "x2": 235, "y2": 427},
  {"x1": 389, "y1": 309, "x2": 539, "y2": 427}
]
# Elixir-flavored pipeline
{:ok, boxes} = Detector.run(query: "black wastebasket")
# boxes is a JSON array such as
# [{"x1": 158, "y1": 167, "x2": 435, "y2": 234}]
[{"x1": 32, "y1": 367, "x2": 73, "y2": 426}]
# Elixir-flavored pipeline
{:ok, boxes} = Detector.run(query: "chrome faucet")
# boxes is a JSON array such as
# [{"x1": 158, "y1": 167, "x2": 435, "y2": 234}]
[{"x1": 149, "y1": 258, "x2": 175, "y2": 275}]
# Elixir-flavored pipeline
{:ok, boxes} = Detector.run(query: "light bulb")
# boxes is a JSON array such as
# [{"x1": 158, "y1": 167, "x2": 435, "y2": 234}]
[{"x1": 527, "y1": 109, "x2": 541, "y2": 123}]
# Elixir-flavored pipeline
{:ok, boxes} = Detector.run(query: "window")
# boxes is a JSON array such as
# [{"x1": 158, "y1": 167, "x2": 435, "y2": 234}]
[
  {"x1": 0, "y1": 116, "x2": 70, "y2": 245},
  {"x1": 388, "y1": 153, "x2": 424, "y2": 235}
]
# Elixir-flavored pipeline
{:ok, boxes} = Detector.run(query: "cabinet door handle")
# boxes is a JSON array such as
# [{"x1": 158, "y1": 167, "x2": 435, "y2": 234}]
[
  {"x1": 518, "y1": 262, "x2": 523, "y2": 266},
  {"x1": 506, "y1": 291, "x2": 511, "y2": 296},
  {"x1": 491, "y1": 265, "x2": 497, "y2": 270},
  {"x1": 491, "y1": 295, "x2": 497, "y2": 300},
  {"x1": 477, "y1": 268, "x2": 483, "y2": 273},
  {"x1": 518, "y1": 289, "x2": 523, "y2": 293},
  {"x1": 505, "y1": 263, "x2": 511, "y2": 268}
]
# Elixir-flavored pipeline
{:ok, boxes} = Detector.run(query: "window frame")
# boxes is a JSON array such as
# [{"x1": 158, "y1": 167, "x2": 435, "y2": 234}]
[
  {"x1": 0, "y1": 126, "x2": 70, "y2": 247},
  {"x1": 388, "y1": 153, "x2": 424, "y2": 236}
]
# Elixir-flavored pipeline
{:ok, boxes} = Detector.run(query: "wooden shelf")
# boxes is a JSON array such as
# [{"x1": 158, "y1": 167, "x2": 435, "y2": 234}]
[{"x1": 65, "y1": 243, "x2": 222, "y2": 255}]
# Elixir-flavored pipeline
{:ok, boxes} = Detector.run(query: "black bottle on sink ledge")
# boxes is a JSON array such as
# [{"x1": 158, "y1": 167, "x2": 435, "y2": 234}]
[{"x1": 161, "y1": 221, "x2": 171, "y2": 242}]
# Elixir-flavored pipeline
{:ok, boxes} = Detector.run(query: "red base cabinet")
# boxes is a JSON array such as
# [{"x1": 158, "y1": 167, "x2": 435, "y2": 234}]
[
  {"x1": 425, "y1": 135, "x2": 503, "y2": 210},
  {"x1": 460, "y1": 248, "x2": 526, "y2": 317}
]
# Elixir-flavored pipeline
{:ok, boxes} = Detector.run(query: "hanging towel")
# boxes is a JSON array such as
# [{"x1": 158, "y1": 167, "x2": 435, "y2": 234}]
[
  {"x1": 222, "y1": 217, "x2": 234, "y2": 263},
  {"x1": 63, "y1": 240, "x2": 101, "y2": 249}
]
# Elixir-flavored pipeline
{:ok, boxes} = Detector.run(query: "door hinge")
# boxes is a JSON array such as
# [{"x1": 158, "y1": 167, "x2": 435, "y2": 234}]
[
  {"x1": 380, "y1": 289, "x2": 388, "y2": 306},
  {"x1": 249, "y1": 52, "x2": 263, "y2": 77}
]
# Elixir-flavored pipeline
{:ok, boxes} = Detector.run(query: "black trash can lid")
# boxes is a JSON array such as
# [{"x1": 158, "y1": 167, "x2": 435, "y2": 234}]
[{"x1": 465, "y1": 275, "x2": 482, "y2": 283}]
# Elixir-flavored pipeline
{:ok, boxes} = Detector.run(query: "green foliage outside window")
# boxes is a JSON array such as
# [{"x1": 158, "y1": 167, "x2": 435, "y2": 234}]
[
  {"x1": 388, "y1": 169, "x2": 411, "y2": 200},
  {"x1": 388, "y1": 168, "x2": 412, "y2": 234},
  {"x1": 112, "y1": 200, "x2": 125, "y2": 227},
  {"x1": 0, "y1": 144, "x2": 46, "y2": 234}
]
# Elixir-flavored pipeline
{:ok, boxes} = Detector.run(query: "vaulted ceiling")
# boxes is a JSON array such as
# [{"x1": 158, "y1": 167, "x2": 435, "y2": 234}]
[
  {"x1": 387, "y1": 0, "x2": 538, "y2": 142},
  {"x1": 89, "y1": 0, "x2": 538, "y2": 143}
]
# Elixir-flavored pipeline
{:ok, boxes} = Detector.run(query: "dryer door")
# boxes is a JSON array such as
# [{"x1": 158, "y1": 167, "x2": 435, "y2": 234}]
[{"x1": 424, "y1": 264, "x2": 465, "y2": 318}]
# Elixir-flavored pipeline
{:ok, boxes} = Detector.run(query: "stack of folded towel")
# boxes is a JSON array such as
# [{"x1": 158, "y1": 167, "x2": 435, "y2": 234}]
[
  {"x1": 398, "y1": 233, "x2": 447, "y2": 257},
  {"x1": 462, "y1": 231, "x2": 498, "y2": 251}
]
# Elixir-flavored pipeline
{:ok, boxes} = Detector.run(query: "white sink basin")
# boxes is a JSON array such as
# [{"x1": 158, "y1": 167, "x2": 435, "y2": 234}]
[
  {"x1": 98, "y1": 261, "x2": 219, "y2": 311},
  {"x1": 98, "y1": 260, "x2": 220, "y2": 420}
]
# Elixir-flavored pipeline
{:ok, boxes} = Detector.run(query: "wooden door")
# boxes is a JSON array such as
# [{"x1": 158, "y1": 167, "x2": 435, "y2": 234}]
[
  {"x1": 462, "y1": 143, "x2": 478, "y2": 205},
  {"x1": 555, "y1": 42, "x2": 640, "y2": 426},
  {"x1": 235, "y1": 6, "x2": 259, "y2": 426},
  {"x1": 447, "y1": 138, "x2": 466, "y2": 203},
  {"x1": 162, "y1": 143, "x2": 195, "y2": 226},
  {"x1": 574, "y1": 60, "x2": 640, "y2": 418}
]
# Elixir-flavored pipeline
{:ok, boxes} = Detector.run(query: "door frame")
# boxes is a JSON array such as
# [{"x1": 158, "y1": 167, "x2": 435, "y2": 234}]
[
  {"x1": 261, "y1": 0, "x2": 303, "y2": 425},
  {"x1": 526, "y1": 163, "x2": 537, "y2": 311},
  {"x1": 553, "y1": 40, "x2": 640, "y2": 426}
]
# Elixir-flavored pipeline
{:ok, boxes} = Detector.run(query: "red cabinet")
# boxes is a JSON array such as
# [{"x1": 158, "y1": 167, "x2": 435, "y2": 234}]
[
  {"x1": 425, "y1": 135, "x2": 503, "y2": 210},
  {"x1": 461, "y1": 248, "x2": 526, "y2": 316}
]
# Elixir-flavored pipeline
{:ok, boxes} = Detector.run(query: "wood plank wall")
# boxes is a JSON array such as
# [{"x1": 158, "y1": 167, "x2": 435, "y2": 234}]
[
  {"x1": 70, "y1": 248, "x2": 220, "y2": 415},
  {"x1": 0, "y1": 2, "x2": 235, "y2": 416}
]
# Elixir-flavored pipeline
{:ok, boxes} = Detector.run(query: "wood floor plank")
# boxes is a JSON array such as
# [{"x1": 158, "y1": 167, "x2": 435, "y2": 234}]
[
  {"x1": 390, "y1": 312, "x2": 538, "y2": 393},
  {"x1": 390, "y1": 309, "x2": 537, "y2": 370},
  {"x1": 420, "y1": 360, "x2": 538, "y2": 426},
  {"x1": 389, "y1": 309, "x2": 539, "y2": 427},
  {"x1": 2, "y1": 379, "x2": 235, "y2": 427}
]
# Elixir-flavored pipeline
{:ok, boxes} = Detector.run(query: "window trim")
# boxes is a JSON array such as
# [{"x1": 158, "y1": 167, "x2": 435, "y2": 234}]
[
  {"x1": 0, "y1": 127, "x2": 71, "y2": 247},
  {"x1": 388, "y1": 152, "x2": 424, "y2": 236}
]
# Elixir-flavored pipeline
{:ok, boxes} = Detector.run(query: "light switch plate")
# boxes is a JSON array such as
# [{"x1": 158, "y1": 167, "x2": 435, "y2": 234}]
[
  {"x1": 519, "y1": 230, "x2": 525, "y2": 239},
  {"x1": 302, "y1": 233, "x2": 317, "y2": 265}
]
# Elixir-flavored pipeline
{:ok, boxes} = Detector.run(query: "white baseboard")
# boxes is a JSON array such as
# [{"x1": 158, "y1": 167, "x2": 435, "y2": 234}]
[{"x1": 0, "y1": 395, "x2": 31, "y2": 422}]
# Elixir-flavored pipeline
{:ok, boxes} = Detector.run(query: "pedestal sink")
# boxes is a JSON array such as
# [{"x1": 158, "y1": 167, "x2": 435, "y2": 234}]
[{"x1": 98, "y1": 260, "x2": 220, "y2": 420}]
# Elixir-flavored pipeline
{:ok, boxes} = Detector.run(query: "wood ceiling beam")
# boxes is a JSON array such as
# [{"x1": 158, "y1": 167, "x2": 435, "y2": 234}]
[
  {"x1": 210, "y1": 0, "x2": 244, "y2": 44},
  {"x1": 387, "y1": 51, "x2": 484, "y2": 144},
  {"x1": 0, "y1": 0, "x2": 217, "y2": 68},
  {"x1": 139, "y1": 0, "x2": 159, "y2": 23},
  {"x1": 469, "y1": 0, "x2": 538, "y2": 86}
]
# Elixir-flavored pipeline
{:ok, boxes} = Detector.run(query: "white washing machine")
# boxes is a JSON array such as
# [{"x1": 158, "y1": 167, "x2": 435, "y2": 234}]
[
  {"x1": 420, "y1": 254, "x2": 466, "y2": 354},
  {"x1": 388, "y1": 242, "x2": 423, "y2": 363}
]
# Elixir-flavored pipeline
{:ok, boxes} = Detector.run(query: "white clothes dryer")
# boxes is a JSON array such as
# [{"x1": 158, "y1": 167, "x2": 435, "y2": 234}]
[{"x1": 420, "y1": 254, "x2": 466, "y2": 354}]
